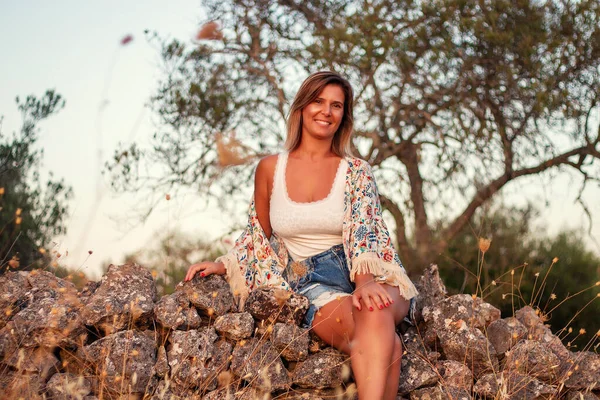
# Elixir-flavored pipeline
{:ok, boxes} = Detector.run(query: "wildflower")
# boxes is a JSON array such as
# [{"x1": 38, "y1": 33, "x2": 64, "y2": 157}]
[
  {"x1": 165, "y1": 194, "x2": 171, "y2": 200},
  {"x1": 8, "y1": 256, "x2": 19, "y2": 269},
  {"x1": 39, "y1": 247, "x2": 46, "y2": 254},
  {"x1": 212, "y1": 291, "x2": 218, "y2": 298},
  {"x1": 207, "y1": 308, "x2": 214, "y2": 316},
  {"x1": 341, "y1": 364, "x2": 352, "y2": 381},
  {"x1": 291, "y1": 261, "x2": 308, "y2": 277},
  {"x1": 273, "y1": 288, "x2": 292, "y2": 306},
  {"x1": 511, "y1": 270, "x2": 515, "y2": 276},
  {"x1": 491, "y1": 280, "x2": 497, "y2": 286},
  {"x1": 596, "y1": 330, "x2": 600, "y2": 337},
  {"x1": 88, "y1": 250, "x2": 93, "y2": 255},
  {"x1": 568, "y1": 327, "x2": 573, "y2": 333},
  {"x1": 550, "y1": 293, "x2": 557, "y2": 300},
  {"x1": 15, "y1": 208, "x2": 22, "y2": 216},
  {"x1": 15, "y1": 216, "x2": 22, "y2": 225},
  {"x1": 552, "y1": 257, "x2": 559, "y2": 263},
  {"x1": 596, "y1": 281, "x2": 600, "y2": 286},
  {"x1": 579, "y1": 329, "x2": 586, "y2": 335},
  {"x1": 336, "y1": 317, "x2": 341, "y2": 323},
  {"x1": 196, "y1": 21, "x2": 223, "y2": 41},
  {"x1": 120, "y1": 34, "x2": 133, "y2": 46},
  {"x1": 478, "y1": 237, "x2": 491, "y2": 253},
  {"x1": 534, "y1": 272, "x2": 540, "y2": 277},
  {"x1": 0, "y1": 187, "x2": 4, "y2": 195}
]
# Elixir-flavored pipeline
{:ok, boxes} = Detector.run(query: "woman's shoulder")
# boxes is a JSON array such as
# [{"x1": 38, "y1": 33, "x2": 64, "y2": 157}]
[
  {"x1": 344, "y1": 155, "x2": 372, "y2": 174},
  {"x1": 255, "y1": 154, "x2": 279, "y2": 180}
]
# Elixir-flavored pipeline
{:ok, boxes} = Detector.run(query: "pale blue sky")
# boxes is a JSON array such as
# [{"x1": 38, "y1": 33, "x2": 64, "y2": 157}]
[
  {"x1": 0, "y1": 1, "x2": 235, "y2": 277},
  {"x1": 1, "y1": 1, "x2": 599, "y2": 278}
]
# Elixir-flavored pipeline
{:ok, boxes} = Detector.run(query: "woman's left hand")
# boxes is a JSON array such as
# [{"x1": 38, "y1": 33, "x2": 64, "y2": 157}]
[{"x1": 352, "y1": 274, "x2": 393, "y2": 311}]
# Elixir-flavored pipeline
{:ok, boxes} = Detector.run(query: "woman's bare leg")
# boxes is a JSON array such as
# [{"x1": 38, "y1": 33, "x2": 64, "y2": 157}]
[{"x1": 310, "y1": 286, "x2": 410, "y2": 400}]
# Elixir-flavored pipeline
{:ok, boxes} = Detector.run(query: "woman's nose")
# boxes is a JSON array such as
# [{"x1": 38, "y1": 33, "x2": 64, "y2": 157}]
[{"x1": 321, "y1": 105, "x2": 331, "y2": 116}]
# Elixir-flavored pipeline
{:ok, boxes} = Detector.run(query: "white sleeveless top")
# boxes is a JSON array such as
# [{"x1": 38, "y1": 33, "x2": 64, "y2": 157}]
[{"x1": 270, "y1": 152, "x2": 346, "y2": 261}]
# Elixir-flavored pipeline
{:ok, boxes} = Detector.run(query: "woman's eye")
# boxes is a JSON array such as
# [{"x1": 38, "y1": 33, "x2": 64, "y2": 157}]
[{"x1": 314, "y1": 99, "x2": 322, "y2": 104}]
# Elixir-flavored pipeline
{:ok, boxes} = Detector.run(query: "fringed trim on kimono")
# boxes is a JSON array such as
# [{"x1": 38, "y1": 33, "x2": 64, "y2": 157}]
[
  {"x1": 350, "y1": 252, "x2": 419, "y2": 301},
  {"x1": 216, "y1": 253, "x2": 251, "y2": 310}
]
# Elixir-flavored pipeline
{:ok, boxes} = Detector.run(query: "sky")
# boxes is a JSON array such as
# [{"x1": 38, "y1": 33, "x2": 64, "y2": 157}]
[
  {"x1": 0, "y1": 1, "x2": 236, "y2": 277},
  {"x1": 1, "y1": 1, "x2": 599, "y2": 279}
]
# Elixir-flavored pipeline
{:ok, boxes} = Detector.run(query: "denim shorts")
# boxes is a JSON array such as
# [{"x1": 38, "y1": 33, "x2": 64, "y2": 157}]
[
  {"x1": 283, "y1": 244, "x2": 354, "y2": 328},
  {"x1": 282, "y1": 244, "x2": 417, "y2": 329}
]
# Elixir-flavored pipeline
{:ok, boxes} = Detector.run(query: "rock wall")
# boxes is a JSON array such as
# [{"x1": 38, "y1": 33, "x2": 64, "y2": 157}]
[{"x1": 0, "y1": 264, "x2": 598, "y2": 399}]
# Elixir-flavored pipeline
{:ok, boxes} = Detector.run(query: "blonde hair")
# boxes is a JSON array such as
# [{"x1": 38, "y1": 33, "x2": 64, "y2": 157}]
[{"x1": 285, "y1": 71, "x2": 354, "y2": 157}]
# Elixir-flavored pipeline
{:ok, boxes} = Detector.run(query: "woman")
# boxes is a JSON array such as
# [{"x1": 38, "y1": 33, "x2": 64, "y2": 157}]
[{"x1": 185, "y1": 71, "x2": 418, "y2": 399}]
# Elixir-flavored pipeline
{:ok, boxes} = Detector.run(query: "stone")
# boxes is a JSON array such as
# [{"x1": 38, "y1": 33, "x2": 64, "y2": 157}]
[
  {"x1": 436, "y1": 319, "x2": 498, "y2": 378},
  {"x1": 401, "y1": 326, "x2": 432, "y2": 355},
  {"x1": 272, "y1": 323, "x2": 310, "y2": 361},
  {"x1": 77, "y1": 330, "x2": 157, "y2": 395},
  {"x1": 0, "y1": 271, "x2": 29, "y2": 329},
  {"x1": 398, "y1": 352, "x2": 439, "y2": 395},
  {"x1": 231, "y1": 337, "x2": 289, "y2": 391},
  {"x1": 214, "y1": 312, "x2": 255, "y2": 340},
  {"x1": 565, "y1": 391, "x2": 600, "y2": 400},
  {"x1": 515, "y1": 306, "x2": 542, "y2": 329},
  {"x1": 412, "y1": 264, "x2": 447, "y2": 323},
  {"x1": 410, "y1": 384, "x2": 472, "y2": 399},
  {"x1": 504, "y1": 340, "x2": 561, "y2": 382},
  {"x1": 46, "y1": 372, "x2": 92, "y2": 399},
  {"x1": 422, "y1": 294, "x2": 500, "y2": 333},
  {"x1": 81, "y1": 264, "x2": 158, "y2": 335},
  {"x1": 565, "y1": 351, "x2": 600, "y2": 390},
  {"x1": 179, "y1": 274, "x2": 234, "y2": 317},
  {"x1": 167, "y1": 328, "x2": 232, "y2": 392},
  {"x1": 59, "y1": 347, "x2": 88, "y2": 375},
  {"x1": 0, "y1": 270, "x2": 86, "y2": 350},
  {"x1": 78, "y1": 280, "x2": 101, "y2": 304},
  {"x1": 245, "y1": 287, "x2": 309, "y2": 326},
  {"x1": 485, "y1": 317, "x2": 527, "y2": 355},
  {"x1": 154, "y1": 290, "x2": 202, "y2": 330},
  {"x1": 473, "y1": 372, "x2": 557, "y2": 399},
  {"x1": 150, "y1": 380, "x2": 201, "y2": 400},
  {"x1": 154, "y1": 345, "x2": 169, "y2": 378},
  {"x1": 3, "y1": 346, "x2": 59, "y2": 380},
  {"x1": 0, "y1": 370, "x2": 44, "y2": 400},
  {"x1": 292, "y1": 347, "x2": 349, "y2": 389},
  {"x1": 436, "y1": 360, "x2": 473, "y2": 389}
]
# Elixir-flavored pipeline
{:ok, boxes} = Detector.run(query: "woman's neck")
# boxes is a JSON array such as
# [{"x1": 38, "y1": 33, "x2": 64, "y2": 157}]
[{"x1": 292, "y1": 138, "x2": 335, "y2": 160}]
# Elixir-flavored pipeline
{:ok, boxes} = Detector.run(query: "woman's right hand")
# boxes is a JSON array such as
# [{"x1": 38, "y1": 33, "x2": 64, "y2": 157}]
[{"x1": 184, "y1": 261, "x2": 226, "y2": 281}]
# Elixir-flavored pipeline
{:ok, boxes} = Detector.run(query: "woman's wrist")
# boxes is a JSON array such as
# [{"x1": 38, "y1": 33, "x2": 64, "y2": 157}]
[{"x1": 354, "y1": 273, "x2": 375, "y2": 285}]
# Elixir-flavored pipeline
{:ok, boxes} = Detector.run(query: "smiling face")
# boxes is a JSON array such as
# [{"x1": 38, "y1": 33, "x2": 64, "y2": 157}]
[{"x1": 300, "y1": 84, "x2": 345, "y2": 143}]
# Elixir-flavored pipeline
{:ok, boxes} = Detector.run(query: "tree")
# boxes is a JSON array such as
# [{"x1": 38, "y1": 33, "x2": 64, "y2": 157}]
[
  {"x1": 0, "y1": 90, "x2": 72, "y2": 272},
  {"x1": 107, "y1": 0, "x2": 600, "y2": 273}
]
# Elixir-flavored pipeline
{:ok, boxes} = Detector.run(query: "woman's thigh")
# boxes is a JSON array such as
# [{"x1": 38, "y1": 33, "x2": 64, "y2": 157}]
[{"x1": 310, "y1": 284, "x2": 411, "y2": 353}]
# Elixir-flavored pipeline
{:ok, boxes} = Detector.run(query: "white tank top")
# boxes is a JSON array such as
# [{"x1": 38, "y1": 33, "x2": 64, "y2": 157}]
[{"x1": 270, "y1": 152, "x2": 346, "y2": 261}]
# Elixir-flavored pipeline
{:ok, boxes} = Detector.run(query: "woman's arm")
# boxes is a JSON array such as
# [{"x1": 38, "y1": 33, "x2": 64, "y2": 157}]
[
  {"x1": 254, "y1": 155, "x2": 277, "y2": 239},
  {"x1": 185, "y1": 155, "x2": 276, "y2": 281}
]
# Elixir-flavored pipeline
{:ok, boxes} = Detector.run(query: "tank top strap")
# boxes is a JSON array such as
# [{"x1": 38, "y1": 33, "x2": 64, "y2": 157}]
[{"x1": 271, "y1": 152, "x2": 288, "y2": 202}]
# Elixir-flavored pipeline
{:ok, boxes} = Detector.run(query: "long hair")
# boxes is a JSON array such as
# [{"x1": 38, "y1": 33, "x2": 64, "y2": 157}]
[{"x1": 285, "y1": 71, "x2": 354, "y2": 157}]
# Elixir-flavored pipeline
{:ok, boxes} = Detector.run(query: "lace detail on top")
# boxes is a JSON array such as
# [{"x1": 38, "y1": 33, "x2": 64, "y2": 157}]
[{"x1": 270, "y1": 152, "x2": 345, "y2": 261}]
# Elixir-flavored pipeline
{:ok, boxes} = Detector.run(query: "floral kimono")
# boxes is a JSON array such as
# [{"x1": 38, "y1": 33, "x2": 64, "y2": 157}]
[{"x1": 216, "y1": 156, "x2": 419, "y2": 309}]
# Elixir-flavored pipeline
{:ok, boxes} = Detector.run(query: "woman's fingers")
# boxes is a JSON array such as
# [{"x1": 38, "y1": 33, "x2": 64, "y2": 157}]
[
  {"x1": 352, "y1": 292, "x2": 362, "y2": 311},
  {"x1": 185, "y1": 263, "x2": 205, "y2": 281}
]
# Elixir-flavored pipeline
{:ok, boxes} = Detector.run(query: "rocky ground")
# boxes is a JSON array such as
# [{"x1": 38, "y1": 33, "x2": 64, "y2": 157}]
[{"x1": 0, "y1": 263, "x2": 598, "y2": 399}]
